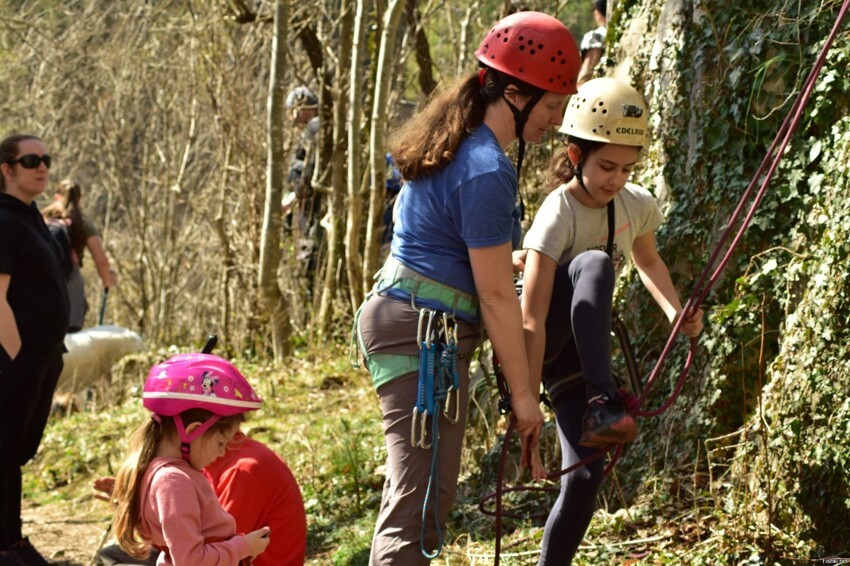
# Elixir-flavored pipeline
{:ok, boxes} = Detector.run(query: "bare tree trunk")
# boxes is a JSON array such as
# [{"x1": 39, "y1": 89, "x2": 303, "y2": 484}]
[
  {"x1": 215, "y1": 141, "x2": 234, "y2": 353},
  {"x1": 456, "y1": 5, "x2": 476, "y2": 76},
  {"x1": 405, "y1": 0, "x2": 436, "y2": 96},
  {"x1": 259, "y1": 0, "x2": 293, "y2": 361},
  {"x1": 364, "y1": 0, "x2": 405, "y2": 291},
  {"x1": 345, "y1": 0, "x2": 372, "y2": 311},
  {"x1": 316, "y1": 0, "x2": 354, "y2": 338}
]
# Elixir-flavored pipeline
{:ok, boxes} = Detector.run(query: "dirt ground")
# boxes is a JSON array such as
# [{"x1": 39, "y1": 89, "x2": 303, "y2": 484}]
[{"x1": 22, "y1": 499, "x2": 110, "y2": 566}]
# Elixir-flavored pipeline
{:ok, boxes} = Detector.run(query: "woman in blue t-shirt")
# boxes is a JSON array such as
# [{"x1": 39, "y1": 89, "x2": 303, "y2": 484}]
[{"x1": 355, "y1": 11, "x2": 581, "y2": 563}]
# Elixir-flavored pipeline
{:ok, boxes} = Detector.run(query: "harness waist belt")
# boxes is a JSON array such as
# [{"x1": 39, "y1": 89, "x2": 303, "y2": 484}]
[{"x1": 377, "y1": 256, "x2": 479, "y2": 320}]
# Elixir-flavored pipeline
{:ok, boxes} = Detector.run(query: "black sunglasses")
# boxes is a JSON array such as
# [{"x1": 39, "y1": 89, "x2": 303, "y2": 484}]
[{"x1": 9, "y1": 154, "x2": 52, "y2": 169}]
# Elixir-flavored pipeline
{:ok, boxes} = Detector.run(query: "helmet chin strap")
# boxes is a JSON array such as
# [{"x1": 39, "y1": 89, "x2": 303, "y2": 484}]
[
  {"x1": 500, "y1": 86, "x2": 544, "y2": 221},
  {"x1": 173, "y1": 414, "x2": 221, "y2": 464}
]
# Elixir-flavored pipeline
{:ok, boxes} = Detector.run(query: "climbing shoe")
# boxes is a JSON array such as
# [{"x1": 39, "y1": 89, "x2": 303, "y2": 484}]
[{"x1": 579, "y1": 395, "x2": 637, "y2": 448}]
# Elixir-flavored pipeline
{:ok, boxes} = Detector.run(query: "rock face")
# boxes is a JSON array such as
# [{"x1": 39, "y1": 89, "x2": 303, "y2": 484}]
[{"x1": 57, "y1": 325, "x2": 145, "y2": 391}]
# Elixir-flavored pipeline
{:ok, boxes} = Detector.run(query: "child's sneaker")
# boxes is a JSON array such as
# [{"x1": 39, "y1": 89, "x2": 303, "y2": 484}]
[
  {"x1": 579, "y1": 395, "x2": 637, "y2": 447},
  {"x1": 9, "y1": 538, "x2": 51, "y2": 566}
]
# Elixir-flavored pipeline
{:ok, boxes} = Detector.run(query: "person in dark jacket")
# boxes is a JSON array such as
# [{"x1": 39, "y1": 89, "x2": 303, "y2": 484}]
[{"x1": 0, "y1": 133, "x2": 69, "y2": 566}]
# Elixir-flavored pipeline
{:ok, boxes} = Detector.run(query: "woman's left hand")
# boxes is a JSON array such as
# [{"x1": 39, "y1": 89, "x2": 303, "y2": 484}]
[{"x1": 675, "y1": 307, "x2": 704, "y2": 338}]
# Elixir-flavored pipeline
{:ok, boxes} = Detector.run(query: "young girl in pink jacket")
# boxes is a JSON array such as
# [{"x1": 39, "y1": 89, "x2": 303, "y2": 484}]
[{"x1": 110, "y1": 353, "x2": 271, "y2": 565}]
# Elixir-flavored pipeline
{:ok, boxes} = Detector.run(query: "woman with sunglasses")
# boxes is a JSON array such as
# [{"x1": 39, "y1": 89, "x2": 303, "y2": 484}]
[
  {"x1": 0, "y1": 133, "x2": 69, "y2": 565},
  {"x1": 42, "y1": 179, "x2": 117, "y2": 332},
  {"x1": 355, "y1": 11, "x2": 580, "y2": 562}
]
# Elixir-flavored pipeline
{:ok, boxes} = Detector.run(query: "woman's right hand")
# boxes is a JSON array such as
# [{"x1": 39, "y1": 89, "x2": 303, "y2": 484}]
[
  {"x1": 510, "y1": 391, "x2": 544, "y2": 451},
  {"x1": 245, "y1": 527, "x2": 271, "y2": 557},
  {"x1": 522, "y1": 438, "x2": 547, "y2": 481}
]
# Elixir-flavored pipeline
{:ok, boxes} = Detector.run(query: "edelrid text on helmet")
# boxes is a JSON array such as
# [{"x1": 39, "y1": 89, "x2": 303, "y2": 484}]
[
  {"x1": 474, "y1": 11, "x2": 581, "y2": 95},
  {"x1": 559, "y1": 77, "x2": 650, "y2": 147}
]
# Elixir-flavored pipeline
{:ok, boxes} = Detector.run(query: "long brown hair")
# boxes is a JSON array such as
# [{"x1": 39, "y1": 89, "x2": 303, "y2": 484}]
[
  {"x1": 0, "y1": 134, "x2": 41, "y2": 193},
  {"x1": 390, "y1": 69, "x2": 538, "y2": 181},
  {"x1": 42, "y1": 179, "x2": 86, "y2": 260},
  {"x1": 111, "y1": 410, "x2": 245, "y2": 558}
]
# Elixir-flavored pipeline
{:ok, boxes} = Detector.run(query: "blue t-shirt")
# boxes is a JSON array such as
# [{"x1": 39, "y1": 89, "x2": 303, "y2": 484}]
[{"x1": 388, "y1": 125, "x2": 521, "y2": 297}]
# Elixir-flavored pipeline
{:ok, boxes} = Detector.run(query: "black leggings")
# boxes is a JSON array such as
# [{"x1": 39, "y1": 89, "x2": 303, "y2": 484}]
[
  {"x1": 543, "y1": 250, "x2": 617, "y2": 401},
  {"x1": 537, "y1": 251, "x2": 616, "y2": 564},
  {"x1": 537, "y1": 387, "x2": 605, "y2": 565},
  {"x1": 0, "y1": 344, "x2": 64, "y2": 548}
]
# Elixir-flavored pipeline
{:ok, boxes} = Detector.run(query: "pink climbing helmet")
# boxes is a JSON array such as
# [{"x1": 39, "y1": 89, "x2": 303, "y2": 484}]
[
  {"x1": 143, "y1": 353, "x2": 262, "y2": 463},
  {"x1": 143, "y1": 353, "x2": 262, "y2": 417}
]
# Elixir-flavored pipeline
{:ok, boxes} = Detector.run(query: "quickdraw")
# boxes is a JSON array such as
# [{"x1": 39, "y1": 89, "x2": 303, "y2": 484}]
[{"x1": 411, "y1": 308, "x2": 462, "y2": 559}]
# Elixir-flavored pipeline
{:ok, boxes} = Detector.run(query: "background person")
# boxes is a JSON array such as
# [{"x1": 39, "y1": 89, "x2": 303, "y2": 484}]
[
  {"x1": 577, "y1": 0, "x2": 608, "y2": 86},
  {"x1": 520, "y1": 78, "x2": 704, "y2": 563},
  {"x1": 0, "y1": 133, "x2": 70, "y2": 566},
  {"x1": 355, "y1": 11, "x2": 580, "y2": 562},
  {"x1": 284, "y1": 86, "x2": 323, "y2": 288},
  {"x1": 41, "y1": 179, "x2": 116, "y2": 332}
]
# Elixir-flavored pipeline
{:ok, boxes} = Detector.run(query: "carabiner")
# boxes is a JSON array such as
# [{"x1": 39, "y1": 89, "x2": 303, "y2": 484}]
[
  {"x1": 410, "y1": 407, "x2": 431, "y2": 449},
  {"x1": 443, "y1": 387, "x2": 460, "y2": 424}
]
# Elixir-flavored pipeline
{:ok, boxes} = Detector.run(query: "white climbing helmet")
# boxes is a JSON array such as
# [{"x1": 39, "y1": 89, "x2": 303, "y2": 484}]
[{"x1": 559, "y1": 77, "x2": 650, "y2": 147}]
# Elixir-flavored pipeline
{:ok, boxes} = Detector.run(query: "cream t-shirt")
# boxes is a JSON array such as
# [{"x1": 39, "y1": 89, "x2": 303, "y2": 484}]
[{"x1": 523, "y1": 182, "x2": 663, "y2": 277}]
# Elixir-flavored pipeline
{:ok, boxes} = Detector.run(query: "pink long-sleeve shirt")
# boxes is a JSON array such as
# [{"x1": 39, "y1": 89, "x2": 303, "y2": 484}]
[{"x1": 139, "y1": 456, "x2": 251, "y2": 565}]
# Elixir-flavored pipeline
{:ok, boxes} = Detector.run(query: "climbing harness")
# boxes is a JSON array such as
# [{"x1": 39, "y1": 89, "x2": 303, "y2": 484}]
[{"x1": 481, "y1": 1, "x2": 850, "y2": 556}]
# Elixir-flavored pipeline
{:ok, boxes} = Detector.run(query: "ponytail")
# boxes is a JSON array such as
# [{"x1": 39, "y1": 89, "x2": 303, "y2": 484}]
[
  {"x1": 58, "y1": 179, "x2": 86, "y2": 259},
  {"x1": 545, "y1": 136, "x2": 606, "y2": 190}
]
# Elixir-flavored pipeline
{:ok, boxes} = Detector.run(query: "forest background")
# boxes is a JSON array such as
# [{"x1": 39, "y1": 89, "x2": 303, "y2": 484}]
[{"x1": 1, "y1": 0, "x2": 849, "y2": 563}]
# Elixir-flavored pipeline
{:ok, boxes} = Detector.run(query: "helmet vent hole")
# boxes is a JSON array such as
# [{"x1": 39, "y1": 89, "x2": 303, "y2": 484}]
[
  {"x1": 538, "y1": 43, "x2": 543, "y2": 49},
  {"x1": 550, "y1": 56, "x2": 556, "y2": 62},
  {"x1": 518, "y1": 35, "x2": 524, "y2": 41},
  {"x1": 518, "y1": 67, "x2": 525, "y2": 73},
  {"x1": 602, "y1": 109, "x2": 608, "y2": 114},
  {"x1": 520, "y1": 45, "x2": 525, "y2": 51},
  {"x1": 527, "y1": 39, "x2": 533, "y2": 45},
  {"x1": 530, "y1": 49, "x2": 536, "y2": 55},
  {"x1": 503, "y1": 37, "x2": 509, "y2": 43}
]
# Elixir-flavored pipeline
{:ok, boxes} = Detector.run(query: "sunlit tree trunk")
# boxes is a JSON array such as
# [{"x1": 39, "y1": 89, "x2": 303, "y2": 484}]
[
  {"x1": 364, "y1": 0, "x2": 405, "y2": 291},
  {"x1": 346, "y1": 0, "x2": 372, "y2": 311},
  {"x1": 316, "y1": 0, "x2": 354, "y2": 338},
  {"x1": 258, "y1": 0, "x2": 292, "y2": 361}
]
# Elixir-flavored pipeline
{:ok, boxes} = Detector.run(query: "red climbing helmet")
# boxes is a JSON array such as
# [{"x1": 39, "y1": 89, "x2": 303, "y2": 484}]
[
  {"x1": 143, "y1": 353, "x2": 262, "y2": 417},
  {"x1": 475, "y1": 11, "x2": 581, "y2": 95}
]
